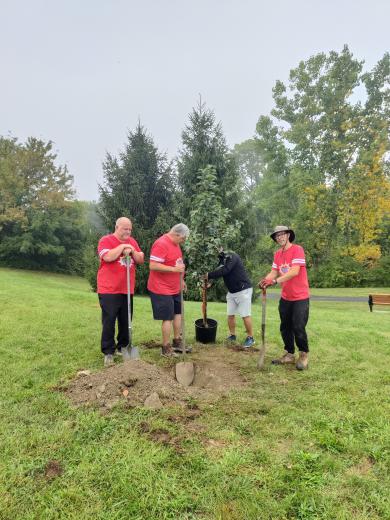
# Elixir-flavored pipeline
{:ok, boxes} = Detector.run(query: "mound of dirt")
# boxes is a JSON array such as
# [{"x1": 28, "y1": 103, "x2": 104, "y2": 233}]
[{"x1": 63, "y1": 347, "x2": 246, "y2": 411}]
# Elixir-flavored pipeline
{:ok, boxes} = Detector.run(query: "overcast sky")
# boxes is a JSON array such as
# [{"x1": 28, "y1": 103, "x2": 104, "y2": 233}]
[{"x1": 1, "y1": 0, "x2": 389, "y2": 201}]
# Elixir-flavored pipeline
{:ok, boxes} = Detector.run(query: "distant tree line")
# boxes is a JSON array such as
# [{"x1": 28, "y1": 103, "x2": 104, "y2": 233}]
[
  {"x1": 1, "y1": 46, "x2": 389, "y2": 292},
  {"x1": 0, "y1": 137, "x2": 86, "y2": 273}
]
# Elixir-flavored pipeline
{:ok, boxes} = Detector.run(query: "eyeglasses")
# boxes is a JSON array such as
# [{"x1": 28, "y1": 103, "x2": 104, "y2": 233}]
[{"x1": 274, "y1": 232, "x2": 287, "y2": 238}]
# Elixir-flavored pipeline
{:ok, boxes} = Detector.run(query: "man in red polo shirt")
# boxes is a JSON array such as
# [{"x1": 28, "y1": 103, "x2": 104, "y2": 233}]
[
  {"x1": 97, "y1": 217, "x2": 144, "y2": 366},
  {"x1": 259, "y1": 225, "x2": 310, "y2": 370},
  {"x1": 148, "y1": 223, "x2": 190, "y2": 357}
]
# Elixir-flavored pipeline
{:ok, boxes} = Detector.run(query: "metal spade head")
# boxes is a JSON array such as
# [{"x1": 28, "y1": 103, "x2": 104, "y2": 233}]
[
  {"x1": 175, "y1": 361, "x2": 195, "y2": 387},
  {"x1": 130, "y1": 345, "x2": 140, "y2": 360}
]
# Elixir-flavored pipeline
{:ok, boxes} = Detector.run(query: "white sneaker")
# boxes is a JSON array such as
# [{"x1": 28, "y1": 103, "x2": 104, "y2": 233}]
[{"x1": 104, "y1": 354, "x2": 114, "y2": 367}]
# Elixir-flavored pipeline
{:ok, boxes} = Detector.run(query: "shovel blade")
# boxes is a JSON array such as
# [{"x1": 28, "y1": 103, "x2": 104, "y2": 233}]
[
  {"x1": 257, "y1": 345, "x2": 266, "y2": 369},
  {"x1": 130, "y1": 345, "x2": 140, "y2": 360},
  {"x1": 175, "y1": 361, "x2": 195, "y2": 387}
]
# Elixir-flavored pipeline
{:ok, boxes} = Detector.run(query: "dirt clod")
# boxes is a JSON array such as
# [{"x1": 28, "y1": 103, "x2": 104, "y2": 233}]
[
  {"x1": 77, "y1": 370, "x2": 91, "y2": 377},
  {"x1": 141, "y1": 340, "x2": 162, "y2": 350},
  {"x1": 144, "y1": 392, "x2": 163, "y2": 409}
]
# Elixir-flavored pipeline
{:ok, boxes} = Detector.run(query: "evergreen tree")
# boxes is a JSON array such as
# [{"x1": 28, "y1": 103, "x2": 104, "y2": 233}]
[
  {"x1": 98, "y1": 122, "x2": 173, "y2": 233},
  {"x1": 177, "y1": 99, "x2": 240, "y2": 221}
]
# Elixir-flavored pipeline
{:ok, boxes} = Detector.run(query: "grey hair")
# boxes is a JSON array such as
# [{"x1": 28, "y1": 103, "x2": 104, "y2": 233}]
[{"x1": 170, "y1": 223, "x2": 190, "y2": 238}]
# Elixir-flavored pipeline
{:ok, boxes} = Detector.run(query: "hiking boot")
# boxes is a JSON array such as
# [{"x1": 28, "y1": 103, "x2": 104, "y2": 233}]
[
  {"x1": 296, "y1": 351, "x2": 309, "y2": 371},
  {"x1": 243, "y1": 336, "x2": 255, "y2": 348},
  {"x1": 172, "y1": 338, "x2": 192, "y2": 353},
  {"x1": 104, "y1": 354, "x2": 114, "y2": 367},
  {"x1": 161, "y1": 344, "x2": 178, "y2": 358},
  {"x1": 271, "y1": 351, "x2": 296, "y2": 365},
  {"x1": 226, "y1": 334, "x2": 237, "y2": 342},
  {"x1": 121, "y1": 346, "x2": 131, "y2": 360}
]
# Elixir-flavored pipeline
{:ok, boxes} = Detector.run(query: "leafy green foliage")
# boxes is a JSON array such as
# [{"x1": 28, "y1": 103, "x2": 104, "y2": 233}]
[
  {"x1": 185, "y1": 166, "x2": 240, "y2": 300},
  {"x1": 0, "y1": 136, "x2": 86, "y2": 273},
  {"x1": 253, "y1": 46, "x2": 390, "y2": 280}
]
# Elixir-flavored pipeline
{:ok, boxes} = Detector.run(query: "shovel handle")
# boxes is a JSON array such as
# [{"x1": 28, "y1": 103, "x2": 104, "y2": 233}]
[
  {"x1": 258, "y1": 288, "x2": 267, "y2": 370},
  {"x1": 126, "y1": 255, "x2": 133, "y2": 346},
  {"x1": 180, "y1": 273, "x2": 186, "y2": 356},
  {"x1": 201, "y1": 278, "x2": 208, "y2": 327}
]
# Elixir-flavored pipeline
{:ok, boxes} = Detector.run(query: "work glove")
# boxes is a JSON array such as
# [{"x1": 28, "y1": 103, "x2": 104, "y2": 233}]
[{"x1": 259, "y1": 278, "x2": 276, "y2": 289}]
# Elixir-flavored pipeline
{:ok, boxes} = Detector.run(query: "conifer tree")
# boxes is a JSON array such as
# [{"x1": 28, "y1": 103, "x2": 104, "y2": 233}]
[
  {"x1": 98, "y1": 122, "x2": 173, "y2": 234},
  {"x1": 177, "y1": 99, "x2": 239, "y2": 221}
]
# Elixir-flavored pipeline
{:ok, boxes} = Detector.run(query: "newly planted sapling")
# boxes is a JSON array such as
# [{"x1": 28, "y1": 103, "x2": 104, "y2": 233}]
[{"x1": 185, "y1": 165, "x2": 240, "y2": 326}]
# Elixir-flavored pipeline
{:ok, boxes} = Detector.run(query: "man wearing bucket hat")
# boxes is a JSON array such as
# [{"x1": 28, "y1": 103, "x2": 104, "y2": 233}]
[{"x1": 259, "y1": 226, "x2": 310, "y2": 370}]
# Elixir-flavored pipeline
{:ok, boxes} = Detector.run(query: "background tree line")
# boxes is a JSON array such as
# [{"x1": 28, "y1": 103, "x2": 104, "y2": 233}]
[{"x1": 1, "y1": 46, "x2": 389, "y2": 293}]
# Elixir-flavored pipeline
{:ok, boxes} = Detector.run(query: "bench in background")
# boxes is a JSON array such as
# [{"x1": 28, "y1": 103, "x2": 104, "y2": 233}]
[{"x1": 368, "y1": 294, "x2": 390, "y2": 312}]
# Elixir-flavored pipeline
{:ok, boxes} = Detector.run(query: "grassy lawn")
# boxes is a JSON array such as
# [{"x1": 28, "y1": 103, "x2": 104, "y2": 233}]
[{"x1": 0, "y1": 267, "x2": 389, "y2": 520}]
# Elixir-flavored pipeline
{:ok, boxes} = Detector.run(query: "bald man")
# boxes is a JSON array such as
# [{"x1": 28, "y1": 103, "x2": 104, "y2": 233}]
[{"x1": 97, "y1": 217, "x2": 144, "y2": 367}]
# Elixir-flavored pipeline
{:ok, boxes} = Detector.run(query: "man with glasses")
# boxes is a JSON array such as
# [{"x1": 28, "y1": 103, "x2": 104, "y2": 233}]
[{"x1": 259, "y1": 226, "x2": 310, "y2": 370}]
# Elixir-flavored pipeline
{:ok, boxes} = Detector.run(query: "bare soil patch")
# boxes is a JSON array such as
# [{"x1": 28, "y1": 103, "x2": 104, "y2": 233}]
[
  {"x1": 44, "y1": 460, "x2": 63, "y2": 480},
  {"x1": 227, "y1": 344, "x2": 259, "y2": 352},
  {"x1": 346, "y1": 456, "x2": 375, "y2": 476},
  {"x1": 63, "y1": 346, "x2": 246, "y2": 411},
  {"x1": 141, "y1": 340, "x2": 161, "y2": 350}
]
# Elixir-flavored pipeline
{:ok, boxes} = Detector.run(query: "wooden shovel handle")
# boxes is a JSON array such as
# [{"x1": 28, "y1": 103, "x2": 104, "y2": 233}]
[{"x1": 202, "y1": 283, "x2": 208, "y2": 327}]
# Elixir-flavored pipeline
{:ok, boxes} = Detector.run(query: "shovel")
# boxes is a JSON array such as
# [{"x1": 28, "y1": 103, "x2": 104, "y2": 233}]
[
  {"x1": 175, "y1": 272, "x2": 194, "y2": 386},
  {"x1": 125, "y1": 254, "x2": 140, "y2": 360},
  {"x1": 257, "y1": 288, "x2": 267, "y2": 369}
]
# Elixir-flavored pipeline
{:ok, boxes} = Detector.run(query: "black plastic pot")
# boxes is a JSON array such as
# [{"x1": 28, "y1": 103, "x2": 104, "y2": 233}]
[{"x1": 195, "y1": 318, "x2": 218, "y2": 344}]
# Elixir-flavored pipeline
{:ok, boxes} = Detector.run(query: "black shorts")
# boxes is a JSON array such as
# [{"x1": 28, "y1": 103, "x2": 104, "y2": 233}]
[{"x1": 149, "y1": 291, "x2": 181, "y2": 320}]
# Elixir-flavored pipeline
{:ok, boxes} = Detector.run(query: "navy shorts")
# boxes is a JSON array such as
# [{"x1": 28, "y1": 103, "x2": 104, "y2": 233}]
[{"x1": 149, "y1": 291, "x2": 181, "y2": 320}]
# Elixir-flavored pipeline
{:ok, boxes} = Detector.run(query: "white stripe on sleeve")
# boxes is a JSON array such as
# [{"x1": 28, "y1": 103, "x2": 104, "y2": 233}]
[
  {"x1": 150, "y1": 255, "x2": 165, "y2": 263},
  {"x1": 99, "y1": 248, "x2": 110, "y2": 258},
  {"x1": 292, "y1": 258, "x2": 306, "y2": 265}
]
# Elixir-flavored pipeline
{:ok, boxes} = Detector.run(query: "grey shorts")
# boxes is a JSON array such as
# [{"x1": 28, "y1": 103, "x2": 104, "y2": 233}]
[{"x1": 226, "y1": 287, "x2": 253, "y2": 317}]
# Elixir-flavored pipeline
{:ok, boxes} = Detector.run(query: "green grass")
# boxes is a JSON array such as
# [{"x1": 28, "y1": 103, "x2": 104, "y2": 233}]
[{"x1": 0, "y1": 267, "x2": 389, "y2": 520}]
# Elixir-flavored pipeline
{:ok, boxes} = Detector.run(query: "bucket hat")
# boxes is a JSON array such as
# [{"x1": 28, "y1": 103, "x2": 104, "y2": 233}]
[{"x1": 270, "y1": 225, "x2": 295, "y2": 242}]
